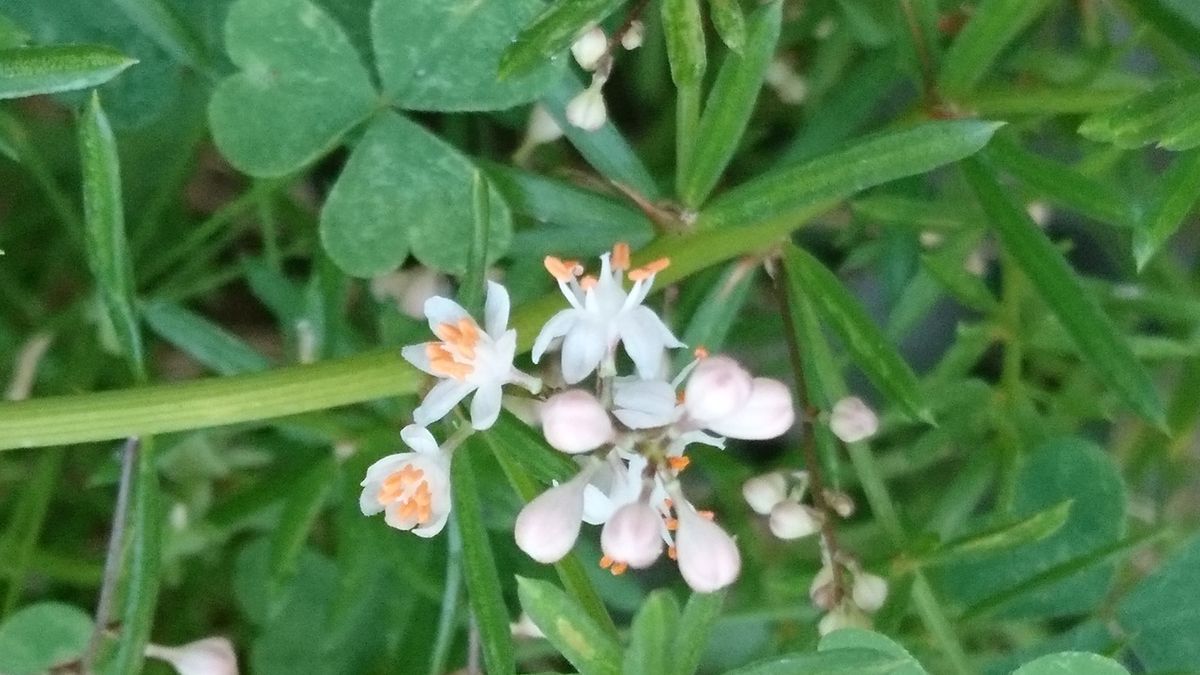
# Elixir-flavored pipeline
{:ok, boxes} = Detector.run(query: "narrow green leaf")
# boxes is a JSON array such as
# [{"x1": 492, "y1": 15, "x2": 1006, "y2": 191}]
[
  {"x1": 0, "y1": 45, "x2": 135, "y2": 99},
  {"x1": 678, "y1": 0, "x2": 781, "y2": 208},
  {"x1": 672, "y1": 592, "x2": 724, "y2": 675},
  {"x1": 662, "y1": 0, "x2": 706, "y2": 86},
  {"x1": 109, "y1": 438, "x2": 162, "y2": 675},
  {"x1": 1134, "y1": 148, "x2": 1200, "y2": 270},
  {"x1": 0, "y1": 13, "x2": 29, "y2": 49},
  {"x1": 672, "y1": 261, "x2": 759, "y2": 370},
  {"x1": 700, "y1": 120, "x2": 1003, "y2": 230},
  {"x1": 459, "y1": 171, "x2": 491, "y2": 317},
  {"x1": 1012, "y1": 652, "x2": 1129, "y2": 675},
  {"x1": 707, "y1": 0, "x2": 745, "y2": 53},
  {"x1": 1125, "y1": 0, "x2": 1200, "y2": 59},
  {"x1": 783, "y1": 245, "x2": 931, "y2": 422},
  {"x1": 933, "y1": 500, "x2": 1073, "y2": 561},
  {"x1": 111, "y1": 0, "x2": 209, "y2": 72},
  {"x1": 1078, "y1": 79, "x2": 1200, "y2": 150},
  {"x1": 937, "y1": 0, "x2": 1055, "y2": 98},
  {"x1": 80, "y1": 93, "x2": 144, "y2": 380},
  {"x1": 516, "y1": 576, "x2": 622, "y2": 675},
  {"x1": 920, "y1": 239, "x2": 999, "y2": 314},
  {"x1": 452, "y1": 441, "x2": 517, "y2": 675},
  {"x1": 142, "y1": 301, "x2": 271, "y2": 376},
  {"x1": 818, "y1": 628, "x2": 926, "y2": 673},
  {"x1": 624, "y1": 590, "x2": 680, "y2": 675},
  {"x1": 0, "y1": 450, "x2": 64, "y2": 616},
  {"x1": 268, "y1": 457, "x2": 335, "y2": 592},
  {"x1": 499, "y1": 0, "x2": 627, "y2": 79},
  {"x1": 962, "y1": 157, "x2": 1166, "y2": 427}
]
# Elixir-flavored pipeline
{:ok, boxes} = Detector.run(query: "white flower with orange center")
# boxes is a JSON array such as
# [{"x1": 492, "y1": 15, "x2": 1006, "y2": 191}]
[
  {"x1": 402, "y1": 281, "x2": 541, "y2": 430},
  {"x1": 359, "y1": 425, "x2": 452, "y2": 538},
  {"x1": 533, "y1": 243, "x2": 684, "y2": 384}
]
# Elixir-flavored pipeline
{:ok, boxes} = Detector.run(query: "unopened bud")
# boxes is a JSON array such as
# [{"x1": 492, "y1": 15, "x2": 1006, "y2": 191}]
[
  {"x1": 764, "y1": 59, "x2": 807, "y2": 105},
  {"x1": 823, "y1": 489, "x2": 856, "y2": 518},
  {"x1": 571, "y1": 26, "x2": 608, "y2": 70},
  {"x1": 742, "y1": 472, "x2": 787, "y2": 515},
  {"x1": 768, "y1": 500, "x2": 819, "y2": 540},
  {"x1": 809, "y1": 565, "x2": 837, "y2": 611},
  {"x1": 540, "y1": 389, "x2": 613, "y2": 454},
  {"x1": 685, "y1": 355, "x2": 753, "y2": 423},
  {"x1": 851, "y1": 571, "x2": 888, "y2": 613},
  {"x1": 675, "y1": 501, "x2": 741, "y2": 592},
  {"x1": 565, "y1": 84, "x2": 607, "y2": 131},
  {"x1": 620, "y1": 20, "x2": 644, "y2": 50},
  {"x1": 829, "y1": 396, "x2": 878, "y2": 443},
  {"x1": 514, "y1": 471, "x2": 590, "y2": 563},
  {"x1": 525, "y1": 104, "x2": 564, "y2": 145},
  {"x1": 144, "y1": 637, "x2": 238, "y2": 675},
  {"x1": 600, "y1": 502, "x2": 664, "y2": 568},
  {"x1": 706, "y1": 377, "x2": 795, "y2": 440}
]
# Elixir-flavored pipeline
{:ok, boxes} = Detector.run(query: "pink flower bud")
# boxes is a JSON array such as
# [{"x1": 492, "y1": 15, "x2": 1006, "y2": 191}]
[
  {"x1": 705, "y1": 378, "x2": 795, "y2": 440},
  {"x1": 684, "y1": 356, "x2": 753, "y2": 423},
  {"x1": 852, "y1": 571, "x2": 888, "y2": 613},
  {"x1": 514, "y1": 471, "x2": 590, "y2": 563},
  {"x1": 742, "y1": 472, "x2": 787, "y2": 515},
  {"x1": 674, "y1": 503, "x2": 741, "y2": 592},
  {"x1": 540, "y1": 390, "x2": 613, "y2": 454},
  {"x1": 144, "y1": 637, "x2": 238, "y2": 675},
  {"x1": 768, "y1": 500, "x2": 819, "y2": 540},
  {"x1": 600, "y1": 502, "x2": 664, "y2": 569},
  {"x1": 829, "y1": 396, "x2": 878, "y2": 443}
]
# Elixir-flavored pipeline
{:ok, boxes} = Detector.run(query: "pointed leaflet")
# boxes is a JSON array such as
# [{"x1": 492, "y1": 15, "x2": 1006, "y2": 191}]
[
  {"x1": 1134, "y1": 149, "x2": 1200, "y2": 270},
  {"x1": 498, "y1": 0, "x2": 627, "y2": 79},
  {"x1": 962, "y1": 157, "x2": 1166, "y2": 427},
  {"x1": 937, "y1": 0, "x2": 1056, "y2": 98},
  {"x1": 1012, "y1": 653, "x2": 1129, "y2": 675},
  {"x1": 1117, "y1": 535, "x2": 1200, "y2": 671},
  {"x1": 671, "y1": 592, "x2": 724, "y2": 675},
  {"x1": 0, "y1": 45, "x2": 135, "y2": 99},
  {"x1": 319, "y1": 112, "x2": 513, "y2": 277},
  {"x1": 623, "y1": 591, "x2": 679, "y2": 675},
  {"x1": 209, "y1": 0, "x2": 376, "y2": 177},
  {"x1": 517, "y1": 576, "x2": 622, "y2": 675}
]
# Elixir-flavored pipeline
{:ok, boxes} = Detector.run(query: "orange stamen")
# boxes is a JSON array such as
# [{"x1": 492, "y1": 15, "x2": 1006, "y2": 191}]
[
  {"x1": 544, "y1": 256, "x2": 578, "y2": 282},
  {"x1": 456, "y1": 318, "x2": 480, "y2": 347},
  {"x1": 698, "y1": 510, "x2": 714, "y2": 520},
  {"x1": 676, "y1": 390, "x2": 686, "y2": 404},
  {"x1": 430, "y1": 357, "x2": 473, "y2": 380},
  {"x1": 611, "y1": 242, "x2": 630, "y2": 270},
  {"x1": 599, "y1": 555, "x2": 614, "y2": 569},
  {"x1": 693, "y1": 346, "x2": 709, "y2": 359},
  {"x1": 628, "y1": 257, "x2": 670, "y2": 281},
  {"x1": 665, "y1": 517, "x2": 678, "y2": 531},
  {"x1": 610, "y1": 562, "x2": 628, "y2": 575},
  {"x1": 668, "y1": 456, "x2": 691, "y2": 472},
  {"x1": 667, "y1": 546, "x2": 677, "y2": 560},
  {"x1": 663, "y1": 498, "x2": 674, "y2": 509}
]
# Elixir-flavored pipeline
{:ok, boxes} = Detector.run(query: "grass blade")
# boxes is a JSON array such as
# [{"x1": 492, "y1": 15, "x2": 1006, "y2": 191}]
[
  {"x1": 459, "y1": 170, "x2": 492, "y2": 317},
  {"x1": 1134, "y1": 148, "x2": 1200, "y2": 270},
  {"x1": 937, "y1": 0, "x2": 1055, "y2": 98},
  {"x1": 0, "y1": 45, "x2": 136, "y2": 99},
  {"x1": 142, "y1": 301, "x2": 271, "y2": 375}
]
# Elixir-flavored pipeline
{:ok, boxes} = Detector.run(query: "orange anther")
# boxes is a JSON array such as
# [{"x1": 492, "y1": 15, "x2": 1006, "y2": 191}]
[
  {"x1": 676, "y1": 390, "x2": 686, "y2": 404},
  {"x1": 610, "y1": 562, "x2": 628, "y2": 575},
  {"x1": 693, "y1": 346, "x2": 709, "y2": 359},
  {"x1": 544, "y1": 256, "x2": 579, "y2": 282},
  {"x1": 698, "y1": 510, "x2": 714, "y2": 520},
  {"x1": 425, "y1": 343, "x2": 453, "y2": 361},
  {"x1": 430, "y1": 358, "x2": 473, "y2": 380},
  {"x1": 667, "y1": 546, "x2": 677, "y2": 560},
  {"x1": 611, "y1": 242, "x2": 630, "y2": 270},
  {"x1": 599, "y1": 555, "x2": 614, "y2": 569},
  {"x1": 456, "y1": 318, "x2": 480, "y2": 346},
  {"x1": 628, "y1": 257, "x2": 670, "y2": 281},
  {"x1": 665, "y1": 517, "x2": 678, "y2": 531},
  {"x1": 434, "y1": 322, "x2": 462, "y2": 343},
  {"x1": 668, "y1": 456, "x2": 690, "y2": 472},
  {"x1": 580, "y1": 275, "x2": 598, "y2": 291}
]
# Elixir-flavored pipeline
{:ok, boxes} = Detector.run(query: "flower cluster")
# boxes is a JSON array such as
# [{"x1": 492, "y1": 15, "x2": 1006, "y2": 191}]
[{"x1": 564, "y1": 21, "x2": 644, "y2": 131}]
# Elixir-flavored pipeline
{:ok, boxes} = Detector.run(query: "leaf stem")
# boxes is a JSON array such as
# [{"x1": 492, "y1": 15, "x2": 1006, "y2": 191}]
[{"x1": 428, "y1": 516, "x2": 464, "y2": 675}]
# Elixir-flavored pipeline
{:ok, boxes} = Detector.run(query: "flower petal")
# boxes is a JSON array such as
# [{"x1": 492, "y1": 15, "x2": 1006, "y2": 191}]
[
  {"x1": 412, "y1": 505, "x2": 452, "y2": 538},
  {"x1": 532, "y1": 309, "x2": 579, "y2": 364},
  {"x1": 618, "y1": 306, "x2": 674, "y2": 379},
  {"x1": 612, "y1": 377, "x2": 678, "y2": 429},
  {"x1": 424, "y1": 296, "x2": 470, "y2": 334},
  {"x1": 706, "y1": 377, "x2": 795, "y2": 440},
  {"x1": 414, "y1": 379, "x2": 476, "y2": 427},
  {"x1": 484, "y1": 280, "x2": 510, "y2": 339},
  {"x1": 561, "y1": 320, "x2": 607, "y2": 384},
  {"x1": 469, "y1": 382, "x2": 504, "y2": 430},
  {"x1": 401, "y1": 424, "x2": 441, "y2": 455},
  {"x1": 401, "y1": 342, "x2": 440, "y2": 376}
]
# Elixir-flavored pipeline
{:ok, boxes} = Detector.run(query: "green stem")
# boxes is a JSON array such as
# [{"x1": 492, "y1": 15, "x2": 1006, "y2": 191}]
[
  {"x1": 428, "y1": 516, "x2": 463, "y2": 675},
  {"x1": 911, "y1": 572, "x2": 973, "y2": 674},
  {"x1": 675, "y1": 81, "x2": 701, "y2": 194}
]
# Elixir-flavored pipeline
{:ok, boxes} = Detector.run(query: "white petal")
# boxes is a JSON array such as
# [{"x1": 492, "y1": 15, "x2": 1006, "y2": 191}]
[
  {"x1": 414, "y1": 379, "x2": 475, "y2": 427},
  {"x1": 361, "y1": 452, "x2": 418, "y2": 485},
  {"x1": 561, "y1": 321, "x2": 607, "y2": 384},
  {"x1": 423, "y1": 296, "x2": 470, "y2": 334},
  {"x1": 412, "y1": 506, "x2": 452, "y2": 538},
  {"x1": 400, "y1": 343, "x2": 439, "y2": 376},
  {"x1": 469, "y1": 382, "x2": 504, "y2": 430},
  {"x1": 484, "y1": 281, "x2": 510, "y2": 339},
  {"x1": 400, "y1": 424, "x2": 440, "y2": 455},
  {"x1": 532, "y1": 309, "x2": 579, "y2": 364},
  {"x1": 618, "y1": 306, "x2": 678, "y2": 380},
  {"x1": 514, "y1": 471, "x2": 590, "y2": 563},
  {"x1": 494, "y1": 329, "x2": 518, "y2": 371},
  {"x1": 612, "y1": 378, "x2": 677, "y2": 429},
  {"x1": 582, "y1": 484, "x2": 616, "y2": 525},
  {"x1": 706, "y1": 378, "x2": 795, "y2": 440}
]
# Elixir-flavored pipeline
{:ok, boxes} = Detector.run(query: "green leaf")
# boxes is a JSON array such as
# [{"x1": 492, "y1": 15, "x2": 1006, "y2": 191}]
[
  {"x1": 937, "y1": 0, "x2": 1056, "y2": 98},
  {"x1": 1134, "y1": 148, "x2": 1200, "y2": 270},
  {"x1": 371, "y1": 0, "x2": 559, "y2": 111},
  {"x1": 0, "y1": 44, "x2": 135, "y2": 99},
  {"x1": 498, "y1": 0, "x2": 626, "y2": 79},
  {"x1": 672, "y1": 592, "x2": 724, "y2": 675},
  {"x1": 783, "y1": 244, "x2": 930, "y2": 422},
  {"x1": 110, "y1": 0, "x2": 209, "y2": 72},
  {"x1": 0, "y1": 603, "x2": 93, "y2": 675},
  {"x1": 700, "y1": 120, "x2": 1003, "y2": 230},
  {"x1": 1078, "y1": 79, "x2": 1200, "y2": 151},
  {"x1": 142, "y1": 301, "x2": 271, "y2": 375},
  {"x1": 516, "y1": 576, "x2": 622, "y2": 675},
  {"x1": 209, "y1": 0, "x2": 376, "y2": 177},
  {"x1": 931, "y1": 500, "x2": 1073, "y2": 562},
  {"x1": 319, "y1": 111, "x2": 513, "y2": 277},
  {"x1": 662, "y1": 0, "x2": 706, "y2": 87},
  {"x1": 452, "y1": 441, "x2": 517, "y2": 675},
  {"x1": 1125, "y1": 0, "x2": 1200, "y2": 59},
  {"x1": 726, "y1": 649, "x2": 915, "y2": 675},
  {"x1": 1011, "y1": 652, "x2": 1129, "y2": 675},
  {"x1": 707, "y1": 0, "x2": 745, "y2": 53},
  {"x1": 962, "y1": 157, "x2": 1166, "y2": 427},
  {"x1": 269, "y1": 457, "x2": 335, "y2": 593},
  {"x1": 1117, "y1": 534, "x2": 1200, "y2": 672},
  {"x1": 818, "y1": 629, "x2": 927, "y2": 675},
  {"x1": 672, "y1": 261, "x2": 759, "y2": 370},
  {"x1": 459, "y1": 171, "x2": 491, "y2": 317},
  {"x1": 0, "y1": 13, "x2": 30, "y2": 48},
  {"x1": 678, "y1": 0, "x2": 781, "y2": 208},
  {"x1": 80, "y1": 92, "x2": 145, "y2": 380},
  {"x1": 109, "y1": 438, "x2": 163, "y2": 675},
  {"x1": 624, "y1": 590, "x2": 680, "y2": 675}
]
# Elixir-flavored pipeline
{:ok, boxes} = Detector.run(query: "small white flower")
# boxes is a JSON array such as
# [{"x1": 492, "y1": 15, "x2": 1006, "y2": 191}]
[
  {"x1": 702, "y1": 377, "x2": 795, "y2": 440},
  {"x1": 684, "y1": 355, "x2": 754, "y2": 422},
  {"x1": 612, "y1": 377, "x2": 680, "y2": 429},
  {"x1": 370, "y1": 267, "x2": 451, "y2": 319},
  {"x1": 525, "y1": 104, "x2": 564, "y2": 145},
  {"x1": 402, "y1": 281, "x2": 540, "y2": 430},
  {"x1": 600, "y1": 501, "x2": 665, "y2": 571},
  {"x1": 620, "y1": 20, "x2": 644, "y2": 50},
  {"x1": 144, "y1": 637, "x2": 238, "y2": 675},
  {"x1": 565, "y1": 82, "x2": 608, "y2": 131},
  {"x1": 742, "y1": 472, "x2": 788, "y2": 515},
  {"x1": 851, "y1": 571, "x2": 889, "y2": 613},
  {"x1": 359, "y1": 425, "x2": 452, "y2": 538},
  {"x1": 829, "y1": 396, "x2": 878, "y2": 443},
  {"x1": 540, "y1": 389, "x2": 614, "y2": 454},
  {"x1": 769, "y1": 500, "x2": 819, "y2": 540},
  {"x1": 514, "y1": 468, "x2": 593, "y2": 563},
  {"x1": 673, "y1": 497, "x2": 741, "y2": 592},
  {"x1": 571, "y1": 26, "x2": 608, "y2": 70},
  {"x1": 582, "y1": 454, "x2": 648, "y2": 525},
  {"x1": 533, "y1": 243, "x2": 683, "y2": 383}
]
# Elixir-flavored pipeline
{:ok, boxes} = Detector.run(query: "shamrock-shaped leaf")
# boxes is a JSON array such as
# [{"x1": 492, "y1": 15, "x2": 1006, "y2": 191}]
[
  {"x1": 209, "y1": 0, "x2": 377, "y2": 177},
  {"x1": 371, "y1": 0, "x2": 561, "y2": 111},
  {"x1": 320, "y1": 111, "x2": 512, "y2": 277}
]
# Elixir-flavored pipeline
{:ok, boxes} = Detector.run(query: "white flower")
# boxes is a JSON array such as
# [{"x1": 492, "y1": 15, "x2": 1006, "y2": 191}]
[
  {"x1": 829, "y1": 396, "x2": 878, "y2": 443},
  {"x1": 571, "y1": 26, "x2": 608, "y2": 70},
  {"x1": 525, "y1": 104, "x2": 564, "y2": 146},
  {"x1": 742, "y1": 473, "x2": 787, "y2": 515},
  {"x1": 359, "y1": 425, "x2": 452, "y2": 538},
  {"x1": 612, "y1": 377, "x2": 679, "y2": 429},
  {"x1": 514, "y1": 468, "x2": 592, "y2": 563},
  {"x1": 673, "y1": 497, "x2": 741, "y2": 592},
  {"x1": 565, "y1": 82, "x2": 608, "y2": 131},
  {"x1": 582, "y1": 454, "x2": 648, "y2": 525},
  {"x1": 620, "y1": 20, "x2": 644, "y2": 50},
  {"x1": 144, "y1": 637, "x2": 238, "y2": 675},
  {"x1": 370, "y1": 267, "x2": 451, "y2": 319},
  {"x1": 540, "y1": 389, "x2": 614, "y2": 454},
  {"x1": 533, "y1": 243, "x2": 683, "y2": 383},
  {"x1": 769, "y1": 500, "x2": 819, "y2": 540},
  {"x1": 702, "y1": 377, "x2": 794, "y2": 440},
  {"x1": 852, "y1": 571, "x2": 888, "y2": 613},
  {"x1": 402, "y1": 281, "x2": 540, "y2": 430},
  {"x1": 684, "y1": 355, "x2": 754, "y2": 422},
  {"x1": 600, "y1": 501, "x2": 664, "y2": 571}
]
